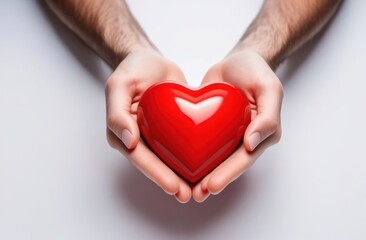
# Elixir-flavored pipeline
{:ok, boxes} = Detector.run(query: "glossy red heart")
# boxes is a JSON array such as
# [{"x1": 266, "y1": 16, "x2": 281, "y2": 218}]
[{"x1": 137, "y1": 82, "x2": 251, "y2": 183}]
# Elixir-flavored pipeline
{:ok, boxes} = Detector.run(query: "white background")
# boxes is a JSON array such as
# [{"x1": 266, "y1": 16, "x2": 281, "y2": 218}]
[{"x1": 1, "y1": 1, "x2": 365, "y2": 239}]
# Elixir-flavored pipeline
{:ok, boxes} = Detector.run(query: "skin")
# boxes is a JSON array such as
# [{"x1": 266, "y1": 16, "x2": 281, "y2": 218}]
[{"x1": 46, "y1": 0, "x2": 342, "y2": 203}]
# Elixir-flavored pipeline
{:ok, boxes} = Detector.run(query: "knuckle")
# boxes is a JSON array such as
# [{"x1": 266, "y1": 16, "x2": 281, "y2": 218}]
[
  {"x1": 106, "y1": 114, "x2": 121, "y2": 132},
  {"x1": 160, "y1": 176, "x2": 179, "y2": 195},
  {"x1": 267, "y1": 118, "x2": 280, "y2": 134},
  {"x1": 208, "y1": 176, "x2": 226, "y2": 195},
  {"x1": 273, "y1": 128, "x2": 282, "y2": 144},
  {"x1": 105, "y1": 76, "x2": 118, "y2": 93},
  {"x1": 260, "y1": 74, "x2": 284, "y2": 97},
  {"x1": 105, "y1": 74, "x2": 133, "y2": 92},
  {"x1": 273, "y1": 78, "x2": 284, "y2": 97}
]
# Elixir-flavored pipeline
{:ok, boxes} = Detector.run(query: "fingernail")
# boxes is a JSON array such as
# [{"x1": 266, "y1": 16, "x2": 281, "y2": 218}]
[
  {"x1": 249, "y1": 132, "x2": 261, "y2": 151},
  {"x1": 121, "y1": 129, "x2": 133, "y2": 149}
]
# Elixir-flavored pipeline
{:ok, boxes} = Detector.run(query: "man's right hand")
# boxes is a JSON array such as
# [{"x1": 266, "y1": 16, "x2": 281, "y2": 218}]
[{"x1": 105, "y1": 49, "x2": 192, "y2": 203}]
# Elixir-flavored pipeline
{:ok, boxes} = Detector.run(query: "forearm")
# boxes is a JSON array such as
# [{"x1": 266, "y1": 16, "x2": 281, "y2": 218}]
[
  {"x1": 234, "y1": 0, "x2": 342, "y2": 69},
  {"x1": 45, "y1": 0, "x2": 154, "y2": 68}
]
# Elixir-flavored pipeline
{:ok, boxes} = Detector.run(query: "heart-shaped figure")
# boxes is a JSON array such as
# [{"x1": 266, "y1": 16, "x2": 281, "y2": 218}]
[{"x1": 137, "y1": 82, "x2": 251, "y2": 183}]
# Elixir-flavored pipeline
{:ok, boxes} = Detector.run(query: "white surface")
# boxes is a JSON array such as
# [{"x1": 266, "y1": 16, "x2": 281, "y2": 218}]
[{"x1": 1, "y1": 1, "x2": 365, "y2": 239}]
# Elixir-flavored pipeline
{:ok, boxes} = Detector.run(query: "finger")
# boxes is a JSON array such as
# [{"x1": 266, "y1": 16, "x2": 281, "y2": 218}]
[
  {"x1": 105, "y1": 77, "x2": 140, "y2": 149},
  {"x1": 206, "y1": 148, "x2": 254, "y2": 195},
  {"x1": 175, "y1": 182, "x2": 192, "y2": 203},
  {"x1": 244, "y1": 79, "x2": 283, "y2": 151},
  {"x1": 202, "y1": 133, "x2": 278, "y2": 195},
  {"x1": 192, "y1": 183, "x2": 210, "y2": 203},
  {"x1": 131, "y1": 140, "x2": 192, "y2": 202},
  {"x1": 107, "y1": 129, "x2": 187, "y2": 196},
  {"x1": 201, "y1": 148, "x2": 257, "y2": 195}
]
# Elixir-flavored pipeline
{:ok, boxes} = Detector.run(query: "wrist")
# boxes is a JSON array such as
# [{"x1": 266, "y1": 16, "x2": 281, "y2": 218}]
[
  {"x1": 107, "y1": 37, "x2": 157, "y2": 69},
  {"x1": 230, "y1": 42, "x2": 281, "y2": 70}
]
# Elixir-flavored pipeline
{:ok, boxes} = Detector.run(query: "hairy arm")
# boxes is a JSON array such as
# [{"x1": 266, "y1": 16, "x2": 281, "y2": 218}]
[
  {"x1": 235, "y1": 0, "x2": 342, "y2": 69},
  {"x1": 45, "y1": 0, "x2": 154, "y2": 68}
]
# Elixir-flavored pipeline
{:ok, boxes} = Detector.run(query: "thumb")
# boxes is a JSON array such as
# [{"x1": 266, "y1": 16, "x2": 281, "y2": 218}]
[
  {"x1": 244, "y1": 114, "x2": 281, "y2": 152},
  {"x1": 105, "y1": 80, "x2": 140, "y2": 150},
  {"x1": 201, "y1": 64, "x2": 223, "y2": 85},
  {"x1": 107, "y1": 111, "x2": 140, "y2": 150},
  {"x1": 244, "y1": 86, "x2": 283, "y2": 152}
]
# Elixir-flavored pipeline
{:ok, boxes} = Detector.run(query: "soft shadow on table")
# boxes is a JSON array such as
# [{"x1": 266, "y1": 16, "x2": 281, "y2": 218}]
[
  {"x1": 38, "y1": 1, "x2": 110, "y2": 86},
  {"x1": 38, "y1": 0, "x2": 340, "y2": 234},
  {"x1": 115, "y1": 164, "x2": 252, "y2": 234}
]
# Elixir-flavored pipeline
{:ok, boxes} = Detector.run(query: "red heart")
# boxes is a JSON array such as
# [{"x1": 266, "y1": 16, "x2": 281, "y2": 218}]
[{"x1": 137, "y1": 82, "x2": 251, "y2": 183}]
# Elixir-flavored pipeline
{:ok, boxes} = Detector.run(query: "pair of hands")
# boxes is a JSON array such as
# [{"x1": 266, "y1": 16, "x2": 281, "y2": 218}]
[{"x1": 105, "y1": 48, "x2": 283, "y2": 203}]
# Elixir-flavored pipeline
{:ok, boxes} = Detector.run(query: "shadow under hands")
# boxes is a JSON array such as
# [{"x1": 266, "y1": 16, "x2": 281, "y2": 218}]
[
  {"x1": 115, "y1": 165, "x2": 251, "y2": 235},
  {"x1": 37, "y1": 0, "x2": 111, "y2": 86}
]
